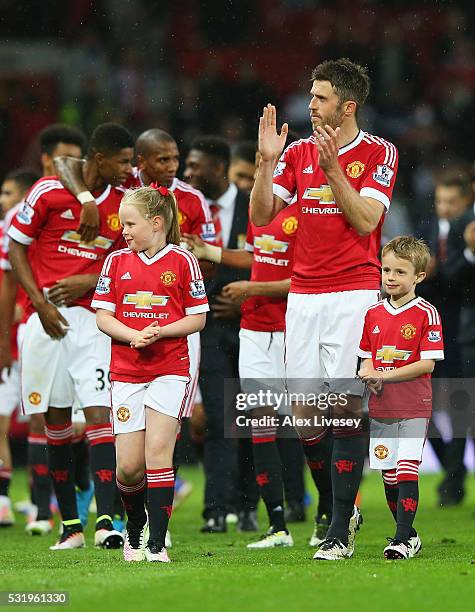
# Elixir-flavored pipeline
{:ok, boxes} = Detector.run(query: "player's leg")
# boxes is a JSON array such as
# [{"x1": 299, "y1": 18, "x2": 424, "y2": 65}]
[
  {"x1": 0, "y1": 359, "x2": 20, "y2": 526},
  {"x1": 26, "y1": 414, "x2": 53, "y2": 534},
  {"x1": 112, "y1": 381, "x2": 147, "y2": 562},
  {"x1": 20, "y1": 312, "x2": 76, "y2": 543},
  {"x1": 285, "y1": 293, "x2": 334, "y2": 545},
  {"x1": 315, "y1": 290, "x2": 378, "y2": 560},
  {"x1": 71, "y1": 409, "x2": 94, "y2": 528},
  {"x1": 0, "y1": 413, "x2": 14, "y2": 526},
  {"x1": 238, "y1": 329, "x2": 290, "y2": 547},
  {"x1": 143, "y1": 376, "x2": 185, "y2": 563},
  {"x1": 199, "y1": 342, "x2": 237, "y2": 533},
  {"x1": 68, "y1": 307, "x2": 120, "y2": 547},
  {"x1": 384, "y1": 418, "x2": 427, "y2": 560},
  {"x1": 278, "y1": 437, "x2": 306, "y2": 523},
  {"x1": 45, "y1": 405, "x2": 85, "y2": 549}
]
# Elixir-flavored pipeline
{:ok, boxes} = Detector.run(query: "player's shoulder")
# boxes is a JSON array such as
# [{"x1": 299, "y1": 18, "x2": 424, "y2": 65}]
[
  {"x1": 25, "y1": 176, "x2": 65, "y2": 205},
  {"x1": 361, "y1": 131, "x2": 398, "y2": 163},
  {"x1": 283, "y1": 135, "x2": 316, "y2": 156},
  {"x1": 363, "y1": 299, "x2": 386, "y2": 320},
  {"x1": 173, "y1": 179, "x2": 206, "y2": 202},
  {"x1": 414, "y1": 297, "x2": 441, "y2": 325},
  {"x1": 103, "y1": 247, "x2": 132, "y2": 271},
  {"x1": 168, "y1": 244, "x2": 201, "y2": 275}
]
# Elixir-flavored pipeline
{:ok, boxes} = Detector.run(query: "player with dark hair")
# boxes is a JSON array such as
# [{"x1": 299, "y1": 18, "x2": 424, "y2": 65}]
[
  {"x1": 1, "y1": 126, "x2": 88, "y2": 535},
  {"x1": 53, "y1": 127, "x2": 218, "y2": 544},
  {"x1": 251, "y1": 58, "x2": 399, "y2": 560},
  {"x1": 8, "y1": 123, "x2": 134, "y2": 549},
  {"x1": 229, "y1": 141, "x2": 257, "y2": 195},
  {"x1": 0, "y1": 169, "x2": 39, "y2": 526}
]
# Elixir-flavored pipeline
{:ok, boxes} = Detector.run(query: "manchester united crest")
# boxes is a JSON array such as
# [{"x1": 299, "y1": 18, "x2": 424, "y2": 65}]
[
  {"x1": 117, "y1": 406, "x2": 130, "y2": 422},
  {"x1": 400, "y1": 323, "x2": 416, "y2": 340},
  {"x1": 178, "y1": 210, "x2": 187, "y2": 226},
  {"x1": 107, "y1": 213, "x2": 121, "y2": 232},
  {"x1": 374, "y1": 444, "x2": 389, "y2": 460},
  {"x1": 28, "y1": 392, "x2": 42, "y2": 406},
  {"x1": 282, "y1": 216, "x2": 298, "y2": 235},
  {"x1": 346, "y1": 161, "x2": 365, "y2": 179},
  {"x1": 161, "y1": 270, "x2": 176, "y2": 286}
]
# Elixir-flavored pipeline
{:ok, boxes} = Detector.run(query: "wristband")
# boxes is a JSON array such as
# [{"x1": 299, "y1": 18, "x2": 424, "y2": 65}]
[
  {"x1": 77, "y1": 191, "x2": 94, "y2": 205},
  {"x1": 204, "y1": 244, "x2": 223, "y2": 263}
]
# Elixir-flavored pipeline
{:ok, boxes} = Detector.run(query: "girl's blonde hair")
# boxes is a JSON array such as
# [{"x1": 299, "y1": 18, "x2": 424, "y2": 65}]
[{"x1": 121, "y1": 186, "x2": 180, "y2": 245}]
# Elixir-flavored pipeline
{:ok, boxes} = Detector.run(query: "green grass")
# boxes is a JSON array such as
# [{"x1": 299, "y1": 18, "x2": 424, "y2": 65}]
[{"x1": 1, "y1": 468, "x2": 474, "y2": 612}]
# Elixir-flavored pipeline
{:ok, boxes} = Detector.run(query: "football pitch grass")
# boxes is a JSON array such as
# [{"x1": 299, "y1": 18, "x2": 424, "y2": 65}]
[{"x1": 1, "y1": 468, "x2": 474, "y2": 612}]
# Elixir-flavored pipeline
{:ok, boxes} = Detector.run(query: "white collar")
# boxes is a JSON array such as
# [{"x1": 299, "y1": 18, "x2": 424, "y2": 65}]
[
  {"x1": 95, "y1": 184, "x2": 112, "y2": 205},
  {"x1": 207, "y1": 182, "x2": 238, "y2": 210},
  {"x1": 383, "y1": 296, "x2": 421, "y2": 315},
  {"x1": 137, "y1": 243, "x2": 172, "y2": 266},
  {"x1": 338, "y1": 130, "x2": 364, "y2": 156}
]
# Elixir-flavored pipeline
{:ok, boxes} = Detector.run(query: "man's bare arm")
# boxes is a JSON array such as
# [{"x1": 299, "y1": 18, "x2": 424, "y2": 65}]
[
  {"x1": 250, "y1": 104, "x2": 288, "y2": 226},
  {"x1": 222, "y1": 278, "x2": 290, "y2": 304},
  {"x1": 9, "y1": 241, "x2": 69, "y2": 339},
  {"x1": 183, "y1": 234, "x2": 254, "y2": 269},
  {"x1": 316, "y1": 125, "x2": 385, "y2": 235},
  {"x1": 54, "y1": 156, "x2": 87, "y2": 195},
  {"x1": 53, "y1": 156, "x2": 100, "y2": 242}
]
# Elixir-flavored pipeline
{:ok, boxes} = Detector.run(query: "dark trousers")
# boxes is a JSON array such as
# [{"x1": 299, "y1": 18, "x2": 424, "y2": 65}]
[{"x1": 199, "y1": 325, "x2": 240, "y2": 518}]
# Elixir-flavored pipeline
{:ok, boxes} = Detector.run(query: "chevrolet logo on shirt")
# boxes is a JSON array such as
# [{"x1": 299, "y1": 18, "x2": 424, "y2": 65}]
[
  {"x1": 302, "y1": 185, "x2": 335, "y2": 204},
  {"x1": 376, "y1": 346, "x2": 412, "y2": 364},
  {"x1": 61, "y1": 230, "x2": 113, "y2": 250},
  {"x1": 123, "y1": 291, "x2": 170, "y2": 309},
  {"x1": 254, "y1": 234, "x2": 289, "y2": 255}
]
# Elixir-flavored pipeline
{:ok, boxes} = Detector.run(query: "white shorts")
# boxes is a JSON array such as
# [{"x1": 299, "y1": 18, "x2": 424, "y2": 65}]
[
  {"x1": 181, "y1": 331, "x2": 200, "y2": 419},
  {"x1": 111, "y1": 376, "x2": 190, "y2": 434},
  {"x1": 20, "y1": 307, "x2": 111, "y2": 415},
  {"x1": 285, "y1": 290, "x2": 379, "y2": 395},
  {"x1": 238, "y1": 328, "x2": 289, "y2": 414},
  {"x1": 0, "y1": 361, "x2": 20, "y2": 417},
  {"x1": 369, "y1": 417, "x2": 429, "y2": 470}
]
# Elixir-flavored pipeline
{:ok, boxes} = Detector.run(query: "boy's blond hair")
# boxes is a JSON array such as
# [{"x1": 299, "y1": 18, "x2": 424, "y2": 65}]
[{"x1": 381, "y1": 236, "x2": 431, "y2": 275}]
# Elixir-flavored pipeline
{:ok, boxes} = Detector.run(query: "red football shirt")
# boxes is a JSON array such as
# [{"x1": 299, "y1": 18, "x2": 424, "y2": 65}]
[
  {"x1": 358, "y1": 297, "x2": 444, "y2": 418},
  {"x1": 241, "y1": 203, "x2": 297, "y2": 332},
  {"x1": 8, "y1": 177, "x2": 125, "y2": 312},
  {"x1": 273, "y1": 131, "x2": 399, "y2": 294},
  {"x1": 91, "y1": 244, "x2": 209, "y2": 382},
  {"x1": 122, "y1": 169, "x2": 218, "y2": 243},
  {"x1": 1, "y1": 204, "x2": 30, "y2": 358}
]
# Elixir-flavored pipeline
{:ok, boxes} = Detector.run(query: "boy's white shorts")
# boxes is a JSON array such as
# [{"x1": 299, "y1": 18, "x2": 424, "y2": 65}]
[{"x1": 369, "y1": 417, "x2": 429, "y2": 470}]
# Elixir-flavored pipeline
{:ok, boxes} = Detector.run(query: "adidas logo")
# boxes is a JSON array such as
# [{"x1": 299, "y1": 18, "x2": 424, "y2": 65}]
[
  {"x1": 60, "y1": 209, "x2": 75, "y2": 220},
  {"x1": 372, "y1": 325, "x2": 380, "y2": 334},
  {"x1": 303, "y1": 164, "x2": 313, "y2": 174},
  {"x1": 120, "y1": 272, "x2": 131, "y2": 280}
]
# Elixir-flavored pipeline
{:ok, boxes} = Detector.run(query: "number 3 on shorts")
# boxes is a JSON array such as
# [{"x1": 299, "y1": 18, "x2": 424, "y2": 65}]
[{"x1": 95, "y1": 368, "x2": 110, "y2": 391}]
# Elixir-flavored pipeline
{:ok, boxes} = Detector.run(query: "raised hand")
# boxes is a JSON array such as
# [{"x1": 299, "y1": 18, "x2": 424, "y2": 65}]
[
  {"x1": 314, "y1": 125, "x2": 340, "y2": 173},
  {"x1": 182, "y1": 233, "x2": 207, "y2": 259},
  {"x1": 258, "y1": 104, "x2": 289, "y2": 162}
]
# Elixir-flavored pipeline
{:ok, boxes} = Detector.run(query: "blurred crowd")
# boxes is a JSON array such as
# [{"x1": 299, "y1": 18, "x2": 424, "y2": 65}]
[{"x1": 0, "y1": 1, "x2": 474, "y2": 226}]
